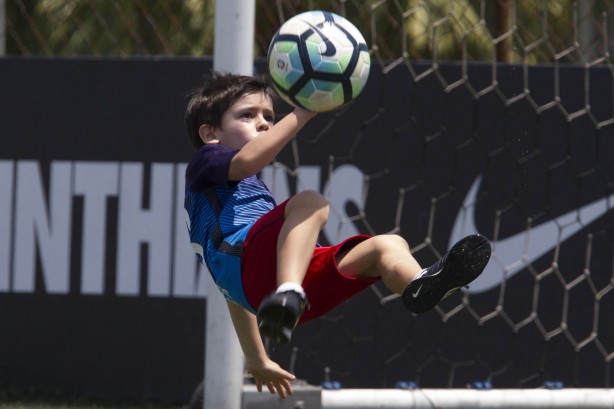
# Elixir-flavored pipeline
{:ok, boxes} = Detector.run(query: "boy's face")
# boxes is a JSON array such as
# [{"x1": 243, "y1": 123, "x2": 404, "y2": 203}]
[{"x1": 201, "y1": 92, "x2": 275, "y2": 150}]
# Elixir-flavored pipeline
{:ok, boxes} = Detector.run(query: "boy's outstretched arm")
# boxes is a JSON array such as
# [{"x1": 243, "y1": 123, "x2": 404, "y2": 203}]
[
  {"x1": 225, "y1": 299, "x2": 296, "y2": 399},
  {"x1": 229, "y1": 108, "x2": 316, "y2": 181}
]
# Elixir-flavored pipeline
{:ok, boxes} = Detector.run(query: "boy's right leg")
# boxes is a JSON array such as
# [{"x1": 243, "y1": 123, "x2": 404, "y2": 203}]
[
  {"x1": 275, "y1": 190, "x2": 329, "y2": 285},
  {"x1": 257, "y1": 190, "x2": 329, "y2": 344}
]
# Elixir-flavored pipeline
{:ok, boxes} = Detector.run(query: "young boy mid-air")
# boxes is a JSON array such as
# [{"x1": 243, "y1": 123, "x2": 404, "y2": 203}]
[{"x1": 184, "y1": 71, "x2": 492, "y2": 399}]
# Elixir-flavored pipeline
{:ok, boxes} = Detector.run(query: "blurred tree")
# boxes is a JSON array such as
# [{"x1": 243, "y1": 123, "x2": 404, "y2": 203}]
[
  {"x1": 4, "y1": 0, "x2": 607, "y2": 63},
  {"x1": 6, "y1": 0, "x2": 215, "y2": 56}
]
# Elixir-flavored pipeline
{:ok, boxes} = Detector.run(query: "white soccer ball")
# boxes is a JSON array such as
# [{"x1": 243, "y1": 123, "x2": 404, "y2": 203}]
[{"x1": 267, "y1": 10, "x2": 371, "y2": 112}]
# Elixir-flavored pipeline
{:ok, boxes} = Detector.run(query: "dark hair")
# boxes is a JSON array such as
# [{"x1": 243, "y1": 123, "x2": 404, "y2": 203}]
[{"x1": 184, "y1": 71, "x2": 276, "y2": 149}]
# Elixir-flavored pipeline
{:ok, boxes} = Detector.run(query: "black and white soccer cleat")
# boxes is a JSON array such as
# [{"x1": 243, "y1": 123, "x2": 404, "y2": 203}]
[
  {"x1": 257, "y1": 290, "x2": 306, "y2": 344},
  {"x1": 402, "y1": 234, "x2": 492, "y2": 313}
]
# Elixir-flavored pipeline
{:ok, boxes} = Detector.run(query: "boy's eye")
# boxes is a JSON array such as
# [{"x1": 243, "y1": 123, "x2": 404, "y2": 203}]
[{"x1": 265, "y1": 115, "x2": 274, "y2": 123}]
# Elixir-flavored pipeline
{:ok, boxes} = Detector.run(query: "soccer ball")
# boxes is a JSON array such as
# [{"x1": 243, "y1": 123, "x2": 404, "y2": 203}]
[{"x1": 267, "y1": 10, "x2": 371, "y2": 112}]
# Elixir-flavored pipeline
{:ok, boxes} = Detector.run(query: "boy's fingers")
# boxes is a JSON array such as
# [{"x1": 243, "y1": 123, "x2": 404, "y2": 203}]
[
  {"x1": 273, "y1": 382, "x2": 288, "y2": 399},
  {"x1": 281, "y1": 379, "x2": 293, "y2": 396},
  {"x1": 252, "y1": 369, "x2": 294, "y2": 399},
  {"x1": 255, "y1": 379, "x2": 263, "y2": 393},
  {"x1": 266, "y1": 382, "x2": 276, "y2": 395}
]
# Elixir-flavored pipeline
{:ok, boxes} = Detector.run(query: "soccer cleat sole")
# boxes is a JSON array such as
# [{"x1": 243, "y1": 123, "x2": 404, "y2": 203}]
[
  {"x1": 402, "y1": 234, "x2": 492, "y2": 313},
  {"x1": 258, "y1": 302, "x2": 300, "y2": 344}
]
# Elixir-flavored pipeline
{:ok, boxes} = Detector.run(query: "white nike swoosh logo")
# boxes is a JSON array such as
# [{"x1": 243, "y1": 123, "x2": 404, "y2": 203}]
[
  {"x1": 449, "y1": 176, "x2": 614, "y2": 294},
  {"x1": 412, "y1": 284, "x2": 423, "y2": 298}
]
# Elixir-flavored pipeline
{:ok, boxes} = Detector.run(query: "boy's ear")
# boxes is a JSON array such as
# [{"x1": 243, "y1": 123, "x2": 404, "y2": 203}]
[{"x1": 199, "y1": 124, "x2": 219, "y2": 144}]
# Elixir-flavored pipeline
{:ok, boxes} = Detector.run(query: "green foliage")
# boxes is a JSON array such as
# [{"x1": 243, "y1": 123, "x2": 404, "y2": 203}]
[
  {"x1": 4, "y1": 0, "x2": 610, "y2": 63},
  {"x1": 6, "y1": 0, "x2": 215, "y2": 56}
]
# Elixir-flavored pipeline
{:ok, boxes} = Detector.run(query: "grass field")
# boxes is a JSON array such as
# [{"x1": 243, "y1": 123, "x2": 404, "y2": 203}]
[
  {"x1": 0, "y1": 403, "x2": 184, "y2": 409},
  {"x1": 0, "y1": 388, "x2": 191, "y2": 409},
  {"x1": 0, "y1": 390, "x2": 188, "y2": 409},
  {"x1": 0, "y1": 398, "x2": 185, "y2": 409}
]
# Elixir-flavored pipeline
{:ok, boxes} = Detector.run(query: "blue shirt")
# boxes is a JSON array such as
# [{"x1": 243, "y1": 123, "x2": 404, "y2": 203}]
[{"x1": 185, "y1": 144, "x2": 275, "y2": 310}]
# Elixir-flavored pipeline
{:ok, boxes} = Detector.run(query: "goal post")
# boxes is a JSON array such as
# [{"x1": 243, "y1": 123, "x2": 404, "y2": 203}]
[
  {"x1": 205, "y1": 1, "x2": 256, "y2": 408},
  {"x1": 320, "y1": 388, "x2": 614, "y2": 409},
  {"x1": 242, "y1": 385, "x2": 614, "y2": 408}
]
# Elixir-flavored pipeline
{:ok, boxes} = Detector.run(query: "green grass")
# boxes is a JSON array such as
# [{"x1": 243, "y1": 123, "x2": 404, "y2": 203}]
[
  {"x1": 0, "y1": 389, "x2": 187, "y2": 409},
  {"x1": 0, "y1": 398, "x2": 185, "y2": 409},
  {"x1": 0, "y1": 405, "x2": 107, "y2": 409},
  {"x1": 0, "y1": 403, "x2": 184, "y2": 409}
]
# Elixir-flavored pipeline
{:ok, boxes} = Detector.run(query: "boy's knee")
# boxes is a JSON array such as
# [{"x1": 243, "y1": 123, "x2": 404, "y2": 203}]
[
  {"x1": 288, "y1": 190, "x2": 329, "y2": 221},
  {"x1": 294, "y1": 190, "x2": 329, "y2": 209},
  {"x1": 373, "y1": 234, "x2": 409, "y2": 252}
]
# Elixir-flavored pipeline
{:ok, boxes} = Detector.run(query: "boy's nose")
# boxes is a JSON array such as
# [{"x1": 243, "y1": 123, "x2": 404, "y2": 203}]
[{"x1": 257, "y1": 117, "x2": 270, "y2": 132}]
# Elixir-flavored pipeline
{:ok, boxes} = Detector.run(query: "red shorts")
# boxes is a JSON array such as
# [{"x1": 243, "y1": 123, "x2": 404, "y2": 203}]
[{"x1": 241, "y1": 199, "x2": 380, "y2": 324}]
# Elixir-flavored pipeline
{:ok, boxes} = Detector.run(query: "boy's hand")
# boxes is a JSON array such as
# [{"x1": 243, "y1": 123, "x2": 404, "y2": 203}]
[{"x1": 246, "y1": 356, "x2": 296, "y2": 399}]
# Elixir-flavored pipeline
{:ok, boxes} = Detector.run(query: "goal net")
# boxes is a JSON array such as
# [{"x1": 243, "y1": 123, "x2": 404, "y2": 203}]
[{"x1": 254, "y1": 0, "x2": 614, "y2": 396}]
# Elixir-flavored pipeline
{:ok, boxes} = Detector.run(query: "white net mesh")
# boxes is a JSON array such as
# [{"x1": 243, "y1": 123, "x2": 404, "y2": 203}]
[{"x1": 255, "y1": 0, "x2": 614, "y2": 390}]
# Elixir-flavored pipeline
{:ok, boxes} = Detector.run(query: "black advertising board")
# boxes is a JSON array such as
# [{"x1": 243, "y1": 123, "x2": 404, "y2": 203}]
[{"x1": 0, "y1": 57, "x2": 612, "y2": 402}]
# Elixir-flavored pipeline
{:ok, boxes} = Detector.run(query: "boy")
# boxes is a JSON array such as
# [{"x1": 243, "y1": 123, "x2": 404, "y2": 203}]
[{"x1": 184, "y1": 71, "x2": 491, "y2": 399}]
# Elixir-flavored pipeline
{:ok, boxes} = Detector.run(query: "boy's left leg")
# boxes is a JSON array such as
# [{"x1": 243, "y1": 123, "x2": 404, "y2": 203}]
[
  {"x1": 402, "y1": 234, "x2": 491, "y2": 313},
  {"x1": 335, "y1": 234, "x2": 421, "y2": 293},
  {"x1": 336, "y1": 234, "x2": 491, "y2": 313}
]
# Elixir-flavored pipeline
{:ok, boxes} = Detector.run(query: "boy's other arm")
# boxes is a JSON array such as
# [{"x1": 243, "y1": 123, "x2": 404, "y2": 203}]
[
  {"x1": 225, "y1": 300, "x2": 296, "y2": 399},
  {"x1": 228, "y1": 108, "x2": 316, "y2": 181}
]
